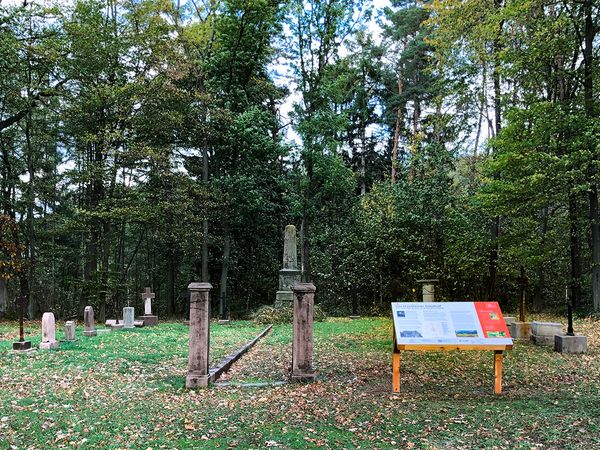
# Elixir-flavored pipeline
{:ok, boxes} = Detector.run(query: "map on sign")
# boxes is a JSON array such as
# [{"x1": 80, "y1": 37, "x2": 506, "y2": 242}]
[{"x1": 392, "y1": 302, "x2": 513, "y2": 346}]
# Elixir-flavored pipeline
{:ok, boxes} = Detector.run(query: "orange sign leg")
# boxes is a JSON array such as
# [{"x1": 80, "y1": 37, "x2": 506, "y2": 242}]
[
  {"x1": 392, "y1": 349, "x2": 400, "y2": 393},
  {"x1": 493, "y1": 350, "x2": 503, "y2": 394}
]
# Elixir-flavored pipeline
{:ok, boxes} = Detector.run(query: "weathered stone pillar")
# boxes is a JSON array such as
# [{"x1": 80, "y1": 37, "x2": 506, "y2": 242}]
[
  {"x1": 83, "y1": 306, "x2": 97, "y2": 337},
  {"x1": 416, "y1": 279, "x2": 438, "y2": 302},
  {"x1": 186, "y1": 282, "x2": 212, "y2": 388},
  {"x1": 276, "y1": 225, "x2": 301, "y2": 307},
  {"x1": 64, "y1": 321, "x2": 76, "y2": 341},
  {"x1": 291, "y1": 283, "x2": 316, "y2": 381},
  {"x1": 123, "y1": 307, "x2": 135, "y2": 329}
]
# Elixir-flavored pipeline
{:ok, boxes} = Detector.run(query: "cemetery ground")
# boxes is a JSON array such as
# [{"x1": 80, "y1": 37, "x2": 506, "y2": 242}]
[{"x1": 1, "y1": 316, "x2": 599, "y2": 450}]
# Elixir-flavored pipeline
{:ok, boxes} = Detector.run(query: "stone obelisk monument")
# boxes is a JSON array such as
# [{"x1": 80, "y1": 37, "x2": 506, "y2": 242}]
[{"x1": 275, "y1": 225, "x2": 301, "y2": 307}]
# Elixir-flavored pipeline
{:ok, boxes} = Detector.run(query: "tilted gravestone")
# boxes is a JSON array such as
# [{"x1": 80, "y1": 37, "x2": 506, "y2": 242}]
[
  {"x1": 291, "y1": 283, "x2": 316, "y2": 382},
  {"x1": 39, "y1": 312, "x2": 59, "y2": 350},
  {"x1": 275, "y1": 225, "x2": 301, "y2": 307},
  {"x1": 83, "y1": 306, "x2": 97, "y2": 337}
]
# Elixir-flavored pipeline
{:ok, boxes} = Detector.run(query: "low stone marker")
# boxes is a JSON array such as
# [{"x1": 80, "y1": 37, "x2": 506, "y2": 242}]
[
  {"x1": 83, "y1": 306, "x2": 97, "y2": 337},
  {"x1": 186, "y1": 282, "x2": 212, "y2": 388},
  {"x1": 64, "y1": 321, "x2": 76, "y2": 341},
  {"x1": 554, "y1": 302, "x2": 588, "y2": 354},
  {"x1": 39, "y1": 312, "x2": 59, "y2": 350},
  {"x1": 123, "y1": 307, "x2": 135, "y2": 329},
  {"x1": 503, "y1": 316, "x2": 516, "y2": 326},
  {"x1": 12, "y1": 295, "x2": 32, "y2": 351},
  {"x1": 530, "y1": 321, "x2": 562, "y2": 346},
  {"x1": 291, "y1": 282, "x2": 316, "y2": 382},
  {"x1": 139, "y1": 287, "x2": 158, "y2": 326}
]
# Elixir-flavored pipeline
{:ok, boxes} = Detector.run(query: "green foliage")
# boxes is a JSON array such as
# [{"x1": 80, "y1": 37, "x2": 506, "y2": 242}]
[{"x1": 251, "y1": 304, "x2": 327, "y2": 324}]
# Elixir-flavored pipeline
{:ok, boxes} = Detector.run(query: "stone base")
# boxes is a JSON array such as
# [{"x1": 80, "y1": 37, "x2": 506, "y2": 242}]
[
  {"x1": 134, "y1": 320, "x2": 145, "y2": 327},
  {"x1": 83, "y1": 330, "x2": 97, "y2": 337},
  {"x1": 509, "y1": 321, "x2": 531, "y2": 340},
  {"x1": 218, "y1": 319, "x2": 230, "y2": 325},
  {"x1": 12, "y1": 341, "x2": 32, "y2": 351},
  {"x1": 291, "y1": 372, "x2": 316, "y2": 382},
  {"x1": 530, "y1": 334, "x2": 556, "y2": 346},
  {"x1": 349, "y1": 315, "x2": 361, "y2": 320},
  {"x1": 182, "y1": 320, "x2": 190, "y2": 326},
  {"x1": 39, "y1": 341, "x2": 59, "y2": 350},
  {"x1": 503, "y1": 316, "x2": 516, "y2": 326},
  {"x1": 555, "y1": 335, "x2": 588, "y2": 354},
  {"x1": 185, "y1": 372, "x2": 210, "y2": 388},
  {"x1": 275, "y1": 290, "x2": 293, "y2": 307},
  {"x1": 140, "y1": 315, "x2": 158, "y2": 326},
  {"x1": 110, "y1": 323, "x2": 124, "y2": 331},
  {"x1": 96, "y1": 329, "x2": 111, "y2": 334},
  {"x1": 61, "y1": 339, "x2": 77, "y2": 343}
]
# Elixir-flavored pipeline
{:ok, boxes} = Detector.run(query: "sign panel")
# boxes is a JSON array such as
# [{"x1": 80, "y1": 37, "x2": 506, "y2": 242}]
[{"x1": 392, "y1": 302, "x2": 512, "y2": 346}]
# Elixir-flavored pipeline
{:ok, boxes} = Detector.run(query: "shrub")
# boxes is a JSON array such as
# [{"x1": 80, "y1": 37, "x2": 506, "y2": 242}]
[{"x1": 251, "y1": 304, "x2": 327, "y2": 324}]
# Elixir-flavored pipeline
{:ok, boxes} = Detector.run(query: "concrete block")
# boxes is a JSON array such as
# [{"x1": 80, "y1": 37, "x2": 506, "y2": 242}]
[
  {"x1": 531, "y1": 321, "x2": 562, "y2": 337},
  {"x1": 530, "y1": 334, "x2": 555, "y2": 346},
  {"x1": 554, "y1": 335, "x2": 588, "y2": 354},
  {"x1": 503, "y1": 316, "x2": 516, "y2": 326},
  {"x1": 509, "y1": 321, "x2": 531, "y2": 340}
]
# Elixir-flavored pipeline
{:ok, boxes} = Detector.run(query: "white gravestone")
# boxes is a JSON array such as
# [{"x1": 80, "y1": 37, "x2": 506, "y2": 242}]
[
  {"x1": 64, "y1": 321, "x2": 76, "y2": 341},
  {"x1": 39, "y1": 312, "x2": 59, "y2": 350}
]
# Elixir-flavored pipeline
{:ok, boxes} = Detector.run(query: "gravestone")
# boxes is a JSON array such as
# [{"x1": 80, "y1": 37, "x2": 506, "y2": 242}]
[
  {"x1": 186, "y1": 282, "x2": 212, "y2": 388},
  {"x1": 64, "y1": 321, "x2": 76, "y2": 341},
  {"x1": 83, "y1": 306, "x2": 97, "y2": 337},
  {"x1": 416, "y1": 279, "x2": 438, "y2": 302},
  {"x1": 39, "y1": 312, "x2": 59, "y2": 350},
  {"x1": 530, "y1": 321, "x2": 562, "y2": 346},
  {"x1": 275, "y1": 225, "x2": 301, "y2": 307},
  {"x1": 291, "y1": 283, "x2": 316, "y2": 382},
  {"x1": 123, "y1": 307, "x2": 135, "y2": 329},
  {"x1": 139, "y1": 287, "x2": 158, "y2": 326},
  {"x1": 12, "y1": 296, "x2": 32, "y2": 351}
]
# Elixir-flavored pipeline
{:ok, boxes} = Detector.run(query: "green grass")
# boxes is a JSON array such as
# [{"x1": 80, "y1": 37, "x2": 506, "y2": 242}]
[{"x1": 1, "y1": 316, "x2": 599, "y2": 449}]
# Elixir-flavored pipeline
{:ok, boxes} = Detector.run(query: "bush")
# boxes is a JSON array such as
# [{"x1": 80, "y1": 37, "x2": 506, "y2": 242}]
[{"x1": 251, "y1": 304, "x2": 327, "y2": 324}]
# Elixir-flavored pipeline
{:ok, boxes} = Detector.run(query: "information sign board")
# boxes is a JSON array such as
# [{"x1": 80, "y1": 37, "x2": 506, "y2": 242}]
[{"x1": 392, "y1": 302, "x2": 512, "y2": 346}]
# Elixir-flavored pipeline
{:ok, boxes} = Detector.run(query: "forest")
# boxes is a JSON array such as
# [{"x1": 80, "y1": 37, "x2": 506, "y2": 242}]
[{"x1": 0, "y1": 0, "x2": 598, "y2": 321}]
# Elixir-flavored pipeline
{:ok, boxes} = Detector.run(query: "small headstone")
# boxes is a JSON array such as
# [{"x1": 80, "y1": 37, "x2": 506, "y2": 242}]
[
  {"x1": 139, "y1": 287, "x2": 158, "y2": 326},
  {"x1": 64, "y1": 321, "x2": 76, "y2": 341},
  {"x1": 530, "y1": 321, "x2": 562, "y2": 346},
  {"x1": 123, "y1": 307, "x2": 135, "y2": 329},
  {"x1": 83, "y1": 306, "x2": 97, "y2": 337},
  {"x1": 39, "y1": 312, "x2": 59, "y2": 350},
  {"x1": 12, "y1": 295, "x2": 32, "y2": 351},
  {"x1": 275, "y1": 225, "x2": 301, "y2": 307}
]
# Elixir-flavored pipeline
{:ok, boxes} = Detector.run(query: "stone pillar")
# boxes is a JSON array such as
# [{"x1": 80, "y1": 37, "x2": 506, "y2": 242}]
[
  {"x1": 416, "y1": 279, "x2": 438, "y2": 302},
  {"x1": 186, "y1": 282, "x2": 212, "y2": 388},
  {"x1": 123, "y1": 307, "x2": 135, "y2": 329},
  {"x1": 83, "y1": 306, "x2": 97, "y2": 337},
  {"x1": 276, "y1": 225, "x2": 301, "y2": 307},
  {"x1": 291, "y1": 283, "x2": 316, "y2": 382},
  {"x1": 39, "y1": 312, "x2": 59, "y2": 350},
  {"x1": 64, "y1": 321, "x2": 76, "y2": 341}
]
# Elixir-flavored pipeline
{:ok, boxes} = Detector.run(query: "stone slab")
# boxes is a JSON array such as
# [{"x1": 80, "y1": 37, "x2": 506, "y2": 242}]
[
  {"x1": 530, "y1": 334, "x2": 555, "y2": 346},
  {"x1": 134, "y1": 320, "x2": 145, "y2": 327},
  {"x1": 349, "y1": 315, "x2": 361, "y2": 320},
  {"x1": 12, "y1": 341, "x2": 32, "y2": 351},
  {"x1": 503, "y1": 316, "x2": 516, "y2": 326},
  {"x1": 509, "y1": 321, "x2": 532, "y2": 340},
  {"x1": 218, "y1": 319, "x2": 231, "y2": 325},
  {"x1": 83, "y1": 330, "x2": 97, "y2": 337},
  {"x1": 531, "y1": 321, "x2": 562, "y2": 337},
  {"x1": 96, "y1": 329, "x2": 111, "y2": 334},
  {"x1": 291, "y1": 373, "x2": 317, "y2": 382},
  {"x1": 275, "y1": 290, "x2": 293, "y2": 307},
  {"x1": 110, "y1": 323, "x2": 124, "y2": 331},
  {"x1": 39, "y1": 341, "x2": 59, "y2": 350},
  {"x1": 140, "y1": 315, "x2": 158, "y2": 326},
  {"x1": 554, "y1": 335, "x2": 588, "y2": 354}
]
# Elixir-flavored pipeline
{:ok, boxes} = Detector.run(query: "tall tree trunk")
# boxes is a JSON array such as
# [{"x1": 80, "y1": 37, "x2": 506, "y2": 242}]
[
  {"x1": 583, "y1": 0, "x2": 599, "y2": 310},
  {"x1": 167, "y1": 248, "x2": 176, "y2": 315},
  {"x1": 533, "y1": 207, "x2": 548, "y2": 312},
  {"x1": 218, "y1": 227, "x2": 231, "y2": 315},
  {"x1": 202, "y1": 145, "x2": 209, "y2": 282},
  {"x1": 391, "y1": 64, "x2": 404, "y2": 184}
]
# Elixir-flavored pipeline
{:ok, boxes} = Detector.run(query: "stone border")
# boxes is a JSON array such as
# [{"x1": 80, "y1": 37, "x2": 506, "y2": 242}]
[{"x1": 208, "y1": 325, "x2": 273, "y2": 383}]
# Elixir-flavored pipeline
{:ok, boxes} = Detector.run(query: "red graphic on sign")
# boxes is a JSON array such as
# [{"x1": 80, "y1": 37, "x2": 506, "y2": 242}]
[{"x1": 474, "y1": 302, "x2": 510, "y2": 338}]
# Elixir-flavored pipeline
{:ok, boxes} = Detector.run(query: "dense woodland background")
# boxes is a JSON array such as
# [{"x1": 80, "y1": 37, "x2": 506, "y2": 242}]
[{"x1": 0, "y1": 0, "x2": 599, "y2": 321}]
